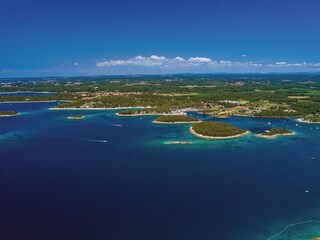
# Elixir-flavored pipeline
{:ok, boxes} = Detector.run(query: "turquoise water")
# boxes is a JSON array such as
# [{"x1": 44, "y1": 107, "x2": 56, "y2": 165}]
[{"x1": 1, "y1": 102, "x2": 320, "y2": 240}]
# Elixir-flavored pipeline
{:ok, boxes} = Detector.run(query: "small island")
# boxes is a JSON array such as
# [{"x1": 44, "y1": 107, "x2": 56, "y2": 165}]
[
  {"x1": 154, "y1": 115, "x2": 200, "y2": 124},
  {"x1": 297, "y1": 114, "x2": 320, "y2": 124},
  {"x1": 256, "y1": 128, "x2": 294, "y2": 139},
  {"x1": 190, "y1": 121, "x2": 249, "y2": 139},
  {"x1": 67, "y1": 115, "x2": 86, "y2": 120},
  {"x1": 0, "y1": 111, "x2": 19, "y2": 117},
  {"x1": 164, "y1": 141, "x2": 194, "y2": 145}
]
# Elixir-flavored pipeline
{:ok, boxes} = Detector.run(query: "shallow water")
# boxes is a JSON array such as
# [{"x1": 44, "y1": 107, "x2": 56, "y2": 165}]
[{"x1": 1, "y1": 102, "x2": 320, "y2": 240}]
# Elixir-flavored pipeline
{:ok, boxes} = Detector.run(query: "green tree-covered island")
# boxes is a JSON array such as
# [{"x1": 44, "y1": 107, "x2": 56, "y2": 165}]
[
  {"x1": 67, "y1": 115, "x2": 86, "y2": 120},
  {"x1": 256, "y1": 128, "x2": 294, "y2": 139},
  {"x1": 154, "y1": 115, "x2": 200, "y2": 124},
  {"x1": 0, "y1": 111, "x2": 19, "y2": 117},
  {"x1": 190, "y1": 121, "x2": 250, "y2": 139}
]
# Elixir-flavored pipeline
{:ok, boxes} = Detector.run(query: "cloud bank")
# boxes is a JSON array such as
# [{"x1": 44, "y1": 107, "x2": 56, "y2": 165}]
[
  {"x1": 96, "y1": 55, "x2": 320, "y2": 73},
  {"x1": 2, "y1": 55, "x2": 320, "y2": 78}
]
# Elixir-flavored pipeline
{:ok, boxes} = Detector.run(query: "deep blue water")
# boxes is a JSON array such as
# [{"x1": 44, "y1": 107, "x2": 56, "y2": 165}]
[{"x1": 1, "y1": 102, "x2": 320, "y2": 240}]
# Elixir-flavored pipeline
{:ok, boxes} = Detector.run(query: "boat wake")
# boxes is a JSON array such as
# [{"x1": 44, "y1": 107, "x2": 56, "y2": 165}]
[
  {"x1": 266, "y1": 220, "x2": 320, "y2": 240},
  {"x1": 88, "y1": 139, "x2": 108, "y2": 143},
  {"x1": 109, "y1": 124, "x2": 122, "y2": 127}
]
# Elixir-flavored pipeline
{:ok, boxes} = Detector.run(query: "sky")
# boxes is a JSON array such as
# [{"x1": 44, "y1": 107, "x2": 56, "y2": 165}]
[{"x1": 1, "y1": 0, "x2": 320, "y2": 77}]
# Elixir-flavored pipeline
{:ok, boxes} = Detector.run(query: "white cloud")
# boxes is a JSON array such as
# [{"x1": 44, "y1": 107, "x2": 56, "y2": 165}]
[
  {"x1": 150, "y1": 55, "x2": 166, "y2": 61},
  {"x1": 276, "y1": 61, "x2": 287, "y2": 65},
  {"x1": 188, "y1": 57, "x2": 212, "y2": 63},
  {"x1": 96, "y1": 55, "x2": 214, "y2": 68},
  {"x1": 96, "y1": 55, "x2": 320, "y2": 73},
  {"x1": 134, "y1": 55, "x2": 145, "y2": 60},
  {"x1": 175, "y1": 56, "x2": 185, "y2": 61},
  {"x1": 242, "y1": 54, "x2": 247, "y2": 57},
  {"x1": 74, "y1": 62, "x2": 79, "y2": 66}
]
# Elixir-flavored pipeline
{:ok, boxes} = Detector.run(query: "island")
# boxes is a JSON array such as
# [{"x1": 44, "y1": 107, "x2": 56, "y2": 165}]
[
  {"x1": 256, "y1": 128, "x2": 294, "y2": 139},
  {"x1": 0, "y1": 111, "x2": 19, "y2": 117},
  {"x1": 190, "y1": 121, "x2": 249, "y2": 139},
  {"x1": 297, "y1": 114, "x2": 320, "y2": 124},
  {"x1": 164, "y1": 141, "x2": 194, "y2": 145},
  {"x1": 154, "y1": 115, "x2": 200, "y2": 124},
  {"x1": 67, "y1": 115, "x2": 86, "y2": 120}
]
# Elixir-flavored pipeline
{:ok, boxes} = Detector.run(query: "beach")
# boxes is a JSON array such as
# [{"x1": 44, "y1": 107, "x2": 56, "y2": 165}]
[
  {"x1": 255, "y1": 132, "x2": 295, "y2": 139},
  {"x1": 189, "y1": 126, "x2": 251, "y2": 139}
]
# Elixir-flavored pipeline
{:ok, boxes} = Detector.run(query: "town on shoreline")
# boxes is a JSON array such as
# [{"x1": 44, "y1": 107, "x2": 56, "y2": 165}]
[{"x1": 1, "y1": 75, "x2": 319, "y2": 140}]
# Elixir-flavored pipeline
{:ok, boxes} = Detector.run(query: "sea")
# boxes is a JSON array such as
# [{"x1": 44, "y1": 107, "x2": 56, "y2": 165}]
[{"x1": 1, "y1": 100, "x2": 320, "y2": 240}]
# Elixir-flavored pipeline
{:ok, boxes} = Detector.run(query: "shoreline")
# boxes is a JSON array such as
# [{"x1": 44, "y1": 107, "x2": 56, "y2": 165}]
[
  {"x1": 116, "y1": 112, "x2": 162, "y2": 117},
  {"x1": 153, "y1": 120, "x2": 200, "y2": 124},
  {"x1": 255, "y1": 132, "x2": 295, "y2": 139},
  {"x1": 164, "y1": 141, "x2": 194, "y2": 145},
  {"x1": 49, "y1": 106, "x2": 147, "y2": 111},
  {"x1": 189, "y1": 126, "x2": 251, "y2": 140},
  {"x1": 67, "y1": 116, "x2": 86, "y2": 120},
  {"x1": 116, "y1": 112, "x2": 186, "y2": 117},
  {"x1": 0, "y1": 113, "x2": 20, "y2": 117},
  {"x1": 296, "y1": 118, "x2": 320, "y2": 124}
]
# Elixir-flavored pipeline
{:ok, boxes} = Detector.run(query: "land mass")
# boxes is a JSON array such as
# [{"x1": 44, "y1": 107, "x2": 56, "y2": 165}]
[
  {"x1": 67, "y1": 115, "x2": 86, "y2": 120},
  {"x1": 164, "y1": 141, "x2": 194, "y2": 145},
  {"x1": 154, "y1": 115, "x2": 200, "y2": 124},
  {"x1": 190, "y1": 121, "x2": 249, "y2": 139},
  {"x1": 0, "y1": 111, "x2": 19, "y2": 117},
  {"x1": 256, "y1": 128, "x2": 294, "y2": 139},
  {"x1": 297, "y1": 114, "x2": 320, "y2": 124},
  {"x1": 1, "y1": 75, "x2": 320, "y2": 120}
]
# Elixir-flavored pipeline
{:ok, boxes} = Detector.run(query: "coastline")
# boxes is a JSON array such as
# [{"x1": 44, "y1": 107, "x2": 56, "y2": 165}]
[
  {"x1": 116, "y1": 112, "x2": 161, "y2": 117},
  {"x1": 49, "y1": 106, "x2": 147, "y2": 111},
  {"x1": 164, "y1": 141, "x2": 194, "y2": 145},
  {"x1": 0, "y1": 113, "x2": 20, "y2": 117},
  {"x1": 189, "y1": 126, "x2": 251, "y2": 140},
  {"x1": 67, "y1": 116, "x2": 86, "y2": 120},
  {"x1": 255, "y1": 132, "x2": 295, "y2": 139},
  {"x1": 296, "y1": 118, "x2": 320, "y2": 124},
  {"x1": 153, "y1": 120, "x2": 200, "y2": 124}
]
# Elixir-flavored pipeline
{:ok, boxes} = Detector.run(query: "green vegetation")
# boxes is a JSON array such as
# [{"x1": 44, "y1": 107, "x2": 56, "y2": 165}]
[
  {"x1": 117, "y1": 107, "x2": 172, "y2": 116},
  {"x1": 0, "y1": 111, "x2": 18, "y2": 116},
  {"x1": 67, "y1": 115, "x2": 85, "y2": 120},
  {"x1": 304, "y1": 114, "x2": 320, "y2": 123},
  {"x1": 261, "y1": 128, "x2": 293, "y2": 136},
  {"x1": 191, "y1": 121, "x2": 247, "y2": 138},
  {"x1": 154, "y1": 115, "x2": 199, "y2": 123},
  {"x1": 117, "y1": 110, "x2": 137, "y2": 115},
  {"x1": 1, "y1": 75, "x2": 320, "y2": 120}
]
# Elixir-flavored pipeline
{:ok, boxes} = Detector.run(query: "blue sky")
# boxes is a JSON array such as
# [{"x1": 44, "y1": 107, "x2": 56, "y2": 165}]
[{"x1": 1, "y1": 0, "x2": 320, "y2": 77}]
